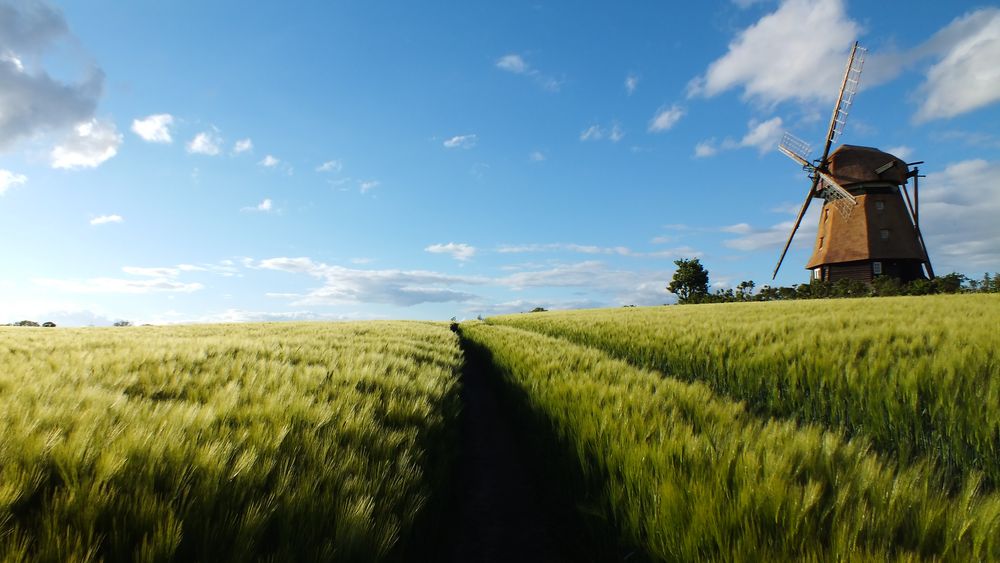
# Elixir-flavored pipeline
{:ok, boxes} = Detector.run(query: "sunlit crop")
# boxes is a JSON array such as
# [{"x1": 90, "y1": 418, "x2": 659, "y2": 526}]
[
  {"x1": 0, "y1": 321, "x2": 460, "y2": 562},
  {"x1": 489, "y1": 294, "x2": 1000, "y2": 488},
  {"x1": 462, "y1": 321, "x2": 1000, "y2": 561}
]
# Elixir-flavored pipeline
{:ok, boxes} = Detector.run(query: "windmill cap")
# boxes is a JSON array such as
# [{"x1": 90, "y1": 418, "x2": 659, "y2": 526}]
[{"x1": 828, "y1": 145, "x2": 910, "y2": 186}]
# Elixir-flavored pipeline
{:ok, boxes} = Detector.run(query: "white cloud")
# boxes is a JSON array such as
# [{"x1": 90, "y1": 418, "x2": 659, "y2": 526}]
[
  {"x1": 186, "y1": 130, "x2": 222, "y2": 155},
  {"x1": 580, "y1": 124, "x2": 604, "y2": 141},
  {"x1": 233, "y1": 138, "x2": 253, "y2": 154},
  {"x1": 529, "y1": 150, "x2": 546, "y2": 162},
  {"x1": 721, "y1": 223, "x2": 754, "y2": 235},
  {"x1": 495, "y1": 53, "x2": 560, "y2": 91},
  {"x1": 259, "y1": 154, "x2": 279, "y2": 167},
  {"x1": 625, "y1": 73, "x2": 639, "y2": 95},
  {"x1": 443, "y1": 134, "x2": 478, "y2": 149},
  {"x1": 694, "y1": 140, "x2": 718, "y2": 158},
  {"x1": 724, "y1": 206, "x2": 820, "y2": 252},
  {"x1": 648, "y1": 105, "x2": 685, "y2": 132},
  {"x1": 425, "y1": 242, "x2": 477, "y2": 261},
  {"x1": 90, "y1": 214, "x2": 123, "y2": 225},
  {"x1": 914, "y1": 9, "x2": 1000, "y2": 122},
  {"x1": 739, "y1": 116, "x2": 784, "y2": 153},
  {"x1": 256, "y1": 257, "x2": 483, "y2": 306},
  {"x1": 609, "y1": 122, "x2": 624, "y2": 143},
  {"x1": 689, "y1": 0, "x2": 859, "y2": 105},
  {"x1": 578, "y1": 121, "x2": 625, "y2": 144},
  {"x1": 496, "y1": 242, "x2": 701, "y2": 259},
  {"x1": 130, "y1": 113, "x2": 173, "y2": 143},
  {"x1": 35, "y1": 277, "x2": 203, "y2": 294},
  {"x1": 316, "y1": 159, "x2": 342, "y2": 172},
  {"x1": 360, "y1": 180, "x2": 379, "y2": 194},
  {"x1": 921, "y1": 159, "x2": 1000, "y2": 270},
  {"x1": 50, "y1": 119, "x2": 122, "y2": 169},
  {"x1": 122, "y1": 266, "x2": 179, "y2": 278},
  {"x1": 694, "y1": 117, "x2": 783, "y2": 158},
  {"x1": 176, "y1": 309, "x2": 378, "y2": 324},
  {"x1": 496, "y1": 260, "x2": 673, "y2": 306},
  {"x1": 496, "y1": 54, "x2": 528, "y2": 74},
  {"x1": 0, "y1": 169, "x2": 27, "y2": 195},
  {"x1": 241, "y1": 198, "x2": 273, "y2": 212},
  {"x1": 0, "y1": 2, "x2": 104, "y2": 150}
]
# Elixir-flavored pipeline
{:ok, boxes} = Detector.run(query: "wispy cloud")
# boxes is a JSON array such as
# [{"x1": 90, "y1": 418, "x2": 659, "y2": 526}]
[
  {"x1": 131, "y1": 114, "x2": 173, "y2": 143},
  {"x1": 50, "y1": 119, "x2": 122, "y2": 169},
  {"x1": 443, "y1": 134, "x2": 478, "y2": 149},
  {"x1": 694, "y1": 117, "x2": 783, "y2": 157},
  {"x1": 495, "y1": 53, "x2": 561, "y2": 92},
  {"x1": 580, "y1": 122, "x2": 624, "y2": 142},
  {"x1": 242, "y1": 198, "x2": 273, "y2": 212},
  {"x1": 256, "y1": 257, "x2": 483, "y2": 306},
  {"x1": 233, "y1": 138, "x2": 253, "y2": 154},
  {"x1": 0, "y1": 170, "x2": 27, "y2": 195},
  {"x1": 580, "y1": 125, "x2": 604, "y2": 141},
  {"x1": 425, "y1": 242, "x2": 477, "y2": 261},
  {"x1": 625, "y1": 73, "x2": 639, "y2": 95},
  {"x1": 648, "y1": 105, "x2": 685, "y2": 133},
  {"x1": 496, "y1": 54, "x2": 529, "y2": 74},
  {"x1": 259, "y1": 154, "x2": 279, "y2": 167},
  {"x1": 35, "y1": 277, "x2": 203, "y2": 294},
  {"x1": 90, "y1": 214, "x2": 123, "y2": 225},
  {"x1": 316, "y1": 159, "x2": 342, "y2": 172},
  {"x1": 360, "y1": 180, "x2": 379, "y2": 194},
  {"x1": 529, "y1": 150, "x2": 546, "y2": 162},
  {"x1": 186, "y1": 130, "x2": 222, "y2": 155},
  {"x1": 497, "y1": 242, "x2": 702, "y2": 259},
  {"x1": 494, "y1": 260, "x2": 675, "y2": 306}
]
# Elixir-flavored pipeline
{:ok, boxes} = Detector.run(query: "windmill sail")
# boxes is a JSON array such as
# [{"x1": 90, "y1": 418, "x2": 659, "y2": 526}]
[
  {"x1": 778, "y1": 132, "x2": 814, "y2": 169},
  {"x1": 829, "y1": 45, "x2": 866, "y2": 145},
  {"x1": 771, "y1": 42, "x2": 866, "y2": 280}
]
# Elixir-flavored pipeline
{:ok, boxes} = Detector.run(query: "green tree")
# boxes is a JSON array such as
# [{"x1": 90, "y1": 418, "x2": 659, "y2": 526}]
[
  {"x1": 736, "y1": 280, "x2": 756, "y2": 301},
  {"x1": 667, "y1": 258, "x2": 710, "y2": 304}
]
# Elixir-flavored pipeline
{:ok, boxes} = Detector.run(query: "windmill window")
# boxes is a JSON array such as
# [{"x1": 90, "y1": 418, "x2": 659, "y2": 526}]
[
  {"x1": 824, "y1": 209, "x2": 830, "y2": 222},
  {"x1": 873, "y1": 262, "x2": 883, "y2": 275},
  {"x1": 875, "y1": 200, "x2": 885, "y2": 212},
  {"x1": 819, "y1": 236, "x2": 824, "y2": 249},
  {"x1": 880, "y1": 229, "x2": 890, "y2": 240}
]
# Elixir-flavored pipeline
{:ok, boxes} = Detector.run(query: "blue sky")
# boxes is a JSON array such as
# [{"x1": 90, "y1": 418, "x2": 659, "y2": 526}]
[{"x1": 1, "y1": 0, "x2": 998, "y2": 325}]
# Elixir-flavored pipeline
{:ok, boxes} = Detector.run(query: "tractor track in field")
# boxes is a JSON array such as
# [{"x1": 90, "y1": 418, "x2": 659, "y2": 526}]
[{"x1": 443, "y1": 336, "x2": 585, "y2": 563}]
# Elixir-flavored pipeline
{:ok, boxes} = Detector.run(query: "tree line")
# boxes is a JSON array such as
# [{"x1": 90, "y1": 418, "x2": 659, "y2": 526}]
[{"x1": 667, "y1": 258, "x2": 1000, "y2": 305}]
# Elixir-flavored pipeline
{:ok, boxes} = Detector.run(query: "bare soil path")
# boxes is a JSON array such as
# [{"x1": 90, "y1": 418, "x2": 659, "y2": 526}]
[{"x1": 442, "y1": 339, "x2": 587, "y2": 563}]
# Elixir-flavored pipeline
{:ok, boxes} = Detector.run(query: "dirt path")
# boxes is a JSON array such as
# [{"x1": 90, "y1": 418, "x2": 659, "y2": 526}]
[{"x1": 444, "y1": 341, "x2": 584, "y2": 563}]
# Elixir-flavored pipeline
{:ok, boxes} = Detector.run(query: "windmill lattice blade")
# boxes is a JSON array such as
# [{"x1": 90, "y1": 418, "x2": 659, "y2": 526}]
[
  {"x1": 817, "y1": 171, "x2": 858, "y2": 219},
  {"x1": 828, "y1": 45, "x2": 866, "y2": 145},
  {"x1": 778, "y1": 132, "x2": 813, "y2": 169},
  {"x1": 772, "y1": 179, "x2": 818, "y2": 280}
]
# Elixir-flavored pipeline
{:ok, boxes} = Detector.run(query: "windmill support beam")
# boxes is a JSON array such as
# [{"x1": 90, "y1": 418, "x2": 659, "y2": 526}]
[{"x1": 900, "y1": 180, "x2": 935, "y2": 279}]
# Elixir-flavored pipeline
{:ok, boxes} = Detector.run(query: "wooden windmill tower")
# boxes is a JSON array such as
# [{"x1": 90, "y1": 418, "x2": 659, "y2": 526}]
[{"x1": 772, "y1": 42, "x2": 934, "y2": 283}]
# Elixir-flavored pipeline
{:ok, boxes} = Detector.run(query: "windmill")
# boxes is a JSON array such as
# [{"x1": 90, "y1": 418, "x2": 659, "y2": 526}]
[{"x1": 772, "y1": 42, "x2": 934, "y2": 283}]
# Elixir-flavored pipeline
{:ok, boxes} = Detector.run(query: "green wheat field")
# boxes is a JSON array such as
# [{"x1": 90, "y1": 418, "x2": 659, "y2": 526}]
[{"x1": 2, "y1": 294, "x2": 999, "y2": 561}]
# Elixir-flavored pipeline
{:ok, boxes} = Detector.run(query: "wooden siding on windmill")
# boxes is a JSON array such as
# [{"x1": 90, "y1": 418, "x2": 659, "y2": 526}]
[{"x1": 806, "y1": 189, "x2": 925, "y2": 269}]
